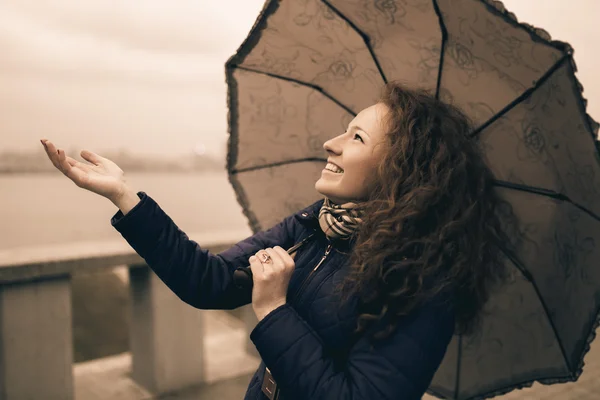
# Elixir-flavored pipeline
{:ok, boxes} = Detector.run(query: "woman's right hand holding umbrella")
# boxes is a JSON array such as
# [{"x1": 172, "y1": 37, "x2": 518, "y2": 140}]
[{"x1": 40, "y1": 139, "x2": 140, "y2": 213}]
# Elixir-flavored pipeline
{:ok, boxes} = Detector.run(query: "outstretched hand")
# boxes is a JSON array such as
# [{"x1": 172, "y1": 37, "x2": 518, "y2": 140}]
[{"x1": 40, "y1": 139, "x2": 128, "y2": 202}]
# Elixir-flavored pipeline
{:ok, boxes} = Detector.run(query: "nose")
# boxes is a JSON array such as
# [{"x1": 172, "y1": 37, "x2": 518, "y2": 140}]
[{"x1": 323, "y1": 136, "x2": 342, "y2": 155}]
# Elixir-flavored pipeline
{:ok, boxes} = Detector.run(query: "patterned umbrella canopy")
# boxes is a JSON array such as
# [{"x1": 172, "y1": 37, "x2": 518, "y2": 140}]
[{"x1": 225, "y1": 0, "x2": 600, "y2": 398}]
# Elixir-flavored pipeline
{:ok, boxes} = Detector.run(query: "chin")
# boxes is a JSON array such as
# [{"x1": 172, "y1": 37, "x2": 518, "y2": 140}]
[
  {"x1": 314, "y1": 179, "x2": 333, "y2": 195},
  {"x1": 314, "y1": 180, "x2": 329, "y2": 195}
]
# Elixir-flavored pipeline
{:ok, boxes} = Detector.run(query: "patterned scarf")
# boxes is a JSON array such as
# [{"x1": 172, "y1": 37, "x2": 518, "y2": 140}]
[{"x1": 318, "y1": 197, "x2": 365, "y2": 241}]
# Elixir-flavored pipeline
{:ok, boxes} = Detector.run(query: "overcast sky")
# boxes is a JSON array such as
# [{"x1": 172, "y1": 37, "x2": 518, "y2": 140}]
[{"x1": 1, "y1": 0, "x2": 598, "y2": 158}]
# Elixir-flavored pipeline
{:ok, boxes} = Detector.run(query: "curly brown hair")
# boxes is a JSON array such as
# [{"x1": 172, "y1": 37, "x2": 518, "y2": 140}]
[{"x1": 334, "y1": 82, "x2": 522, "y2": 343}]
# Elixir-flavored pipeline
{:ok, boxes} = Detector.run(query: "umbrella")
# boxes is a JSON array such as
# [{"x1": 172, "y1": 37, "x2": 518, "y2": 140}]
[{"x1": 224, "y1": 0, "x2": 600, "y2": 398}]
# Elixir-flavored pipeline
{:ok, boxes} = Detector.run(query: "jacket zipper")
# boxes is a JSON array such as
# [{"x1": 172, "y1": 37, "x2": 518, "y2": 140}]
[{"x1": 292, "y1": 243, "x2": 333, "y2": 302}]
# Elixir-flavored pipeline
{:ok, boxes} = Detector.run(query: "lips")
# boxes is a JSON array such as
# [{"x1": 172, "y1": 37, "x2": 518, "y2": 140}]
[{"x1": 327, "y1": 160, "x2": 343, "y2": 171}]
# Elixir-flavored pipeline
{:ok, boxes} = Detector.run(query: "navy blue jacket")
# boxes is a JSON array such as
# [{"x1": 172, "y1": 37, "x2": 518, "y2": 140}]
[{"x1": 111, "y1": 192, "x2": 455, "y2": 399}]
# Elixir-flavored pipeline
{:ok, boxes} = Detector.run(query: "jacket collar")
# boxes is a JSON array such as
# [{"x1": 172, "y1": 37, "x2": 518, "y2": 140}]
[{"x1": 294, "y1": 198, "x2": 325, "y2": 228}]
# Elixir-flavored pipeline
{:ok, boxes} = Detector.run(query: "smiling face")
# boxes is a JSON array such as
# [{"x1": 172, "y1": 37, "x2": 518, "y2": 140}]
[{"x1": 315, "y1": 103, "x2": 390, "y2": 204}]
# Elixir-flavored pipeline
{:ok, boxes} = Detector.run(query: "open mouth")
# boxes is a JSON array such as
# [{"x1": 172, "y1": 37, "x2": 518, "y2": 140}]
[{"x1": 324, "y1": 162, "x2": 344, "y2": 174}]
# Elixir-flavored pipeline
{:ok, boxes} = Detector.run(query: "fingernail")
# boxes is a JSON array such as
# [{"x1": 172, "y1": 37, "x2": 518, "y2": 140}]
[{"x1": 249, "y1": 256, "x2": 256, "y2": 262}]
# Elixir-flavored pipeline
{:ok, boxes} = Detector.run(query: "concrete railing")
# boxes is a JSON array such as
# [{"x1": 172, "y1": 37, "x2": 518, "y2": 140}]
[{"x1": 0, "y1": 230, "x2": 255, "y2": 400}]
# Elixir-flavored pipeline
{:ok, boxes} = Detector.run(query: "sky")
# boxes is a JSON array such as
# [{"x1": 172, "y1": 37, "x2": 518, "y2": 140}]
[{"x1": 1, "y1": 0, "x2": 598, "y2": 158}]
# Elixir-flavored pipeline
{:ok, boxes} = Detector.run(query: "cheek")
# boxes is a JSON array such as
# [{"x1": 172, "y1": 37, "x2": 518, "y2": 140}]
[
  {"x1": 350, "y1": 158, "x2": 378, "y2": 179},
  {"x1": 352, "y1": 161, "x2": 379, "y2": 188},
  {"x1": 342, "y1": 165, "x2": 373, "y2": 191}
]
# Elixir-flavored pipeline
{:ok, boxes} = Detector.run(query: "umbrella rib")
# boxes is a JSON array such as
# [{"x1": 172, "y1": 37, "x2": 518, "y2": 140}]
[
  {"x1": 470, "y1": 55, "x2": 569, "y2": 139},
  {"x1": 231, "y1": 157, "x2": 327, "y2": 174},
  {"x1": 496, "y1": 243, "x2": 573, "y2": 376},
  {"x1": 493, "y1": 179, "x2": 600, "y2": 222},
  {"x1": 232, "y1": 65, "x2": 357, "y2": 117},
  {"x1": 432, "y1": 0, "x2": 449, "y2": 100},
  {"x1": 321, "y1": 0, "x2": 388, "y2": 84}
]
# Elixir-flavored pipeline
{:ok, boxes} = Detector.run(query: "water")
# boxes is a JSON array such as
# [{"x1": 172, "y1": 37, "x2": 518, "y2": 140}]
[{"x1": 0, "y1": 171, "x2": 252, "y2": 250}]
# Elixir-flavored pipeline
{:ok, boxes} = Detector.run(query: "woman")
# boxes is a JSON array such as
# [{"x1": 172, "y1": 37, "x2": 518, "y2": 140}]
[{"x1": 41, "y1": 82, "x2": 516, "y2": 400}]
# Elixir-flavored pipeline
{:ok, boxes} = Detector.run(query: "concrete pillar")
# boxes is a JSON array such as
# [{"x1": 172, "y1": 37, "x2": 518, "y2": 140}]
[
  {"x1": 0, "y1": 276, "x2": 74, "y2": 400},
  {"x1": 128, "y1": 265, "x2": 205, "y2": 394}
]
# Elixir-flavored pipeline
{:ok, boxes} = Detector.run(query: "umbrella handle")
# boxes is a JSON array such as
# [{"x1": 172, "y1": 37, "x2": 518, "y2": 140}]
[{"x1": 233, "y1": 233, "x2": 316, "y2": 290}]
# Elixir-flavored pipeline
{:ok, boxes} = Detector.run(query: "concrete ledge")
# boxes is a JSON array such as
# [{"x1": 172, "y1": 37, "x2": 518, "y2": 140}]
[{"x1": 0, "y1": 229, "x2": 251, "y2": 284}]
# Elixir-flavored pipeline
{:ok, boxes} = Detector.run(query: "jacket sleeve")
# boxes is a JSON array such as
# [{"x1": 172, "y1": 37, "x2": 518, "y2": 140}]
[
  {"x1": 110, "y1": 191, "x2": 298, "y2": 310},
  {"x1": 249, "y1": 300, "x2": 455, "y2": 400}
]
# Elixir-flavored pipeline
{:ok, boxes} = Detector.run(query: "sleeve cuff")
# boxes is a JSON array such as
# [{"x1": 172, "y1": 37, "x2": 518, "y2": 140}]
[
  {"x1": 110, "y1": 191, "x2": 148, "y2": 226},
  {"x1": 250, "y1": 304, "x2": 320, "y2": 366},
  {"x1": 250, "y1": 303, "x2": 291, "y2": 337}
]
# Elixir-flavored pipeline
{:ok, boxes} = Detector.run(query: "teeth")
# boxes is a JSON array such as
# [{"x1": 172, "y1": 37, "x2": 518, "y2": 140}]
[{"x1": 325, "y1": 163, "x2": 343, "y2": 173}]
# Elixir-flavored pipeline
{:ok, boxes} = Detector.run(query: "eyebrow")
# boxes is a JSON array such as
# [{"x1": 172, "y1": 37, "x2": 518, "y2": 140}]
[{"x1": 349, "y1": 125, "x2": 371, "y2": 138}]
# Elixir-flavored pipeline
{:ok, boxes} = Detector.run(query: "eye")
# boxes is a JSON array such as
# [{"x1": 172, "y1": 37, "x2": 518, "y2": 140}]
[{"x1": 353, "y1": 133, "x2": 364, "y2": 143}]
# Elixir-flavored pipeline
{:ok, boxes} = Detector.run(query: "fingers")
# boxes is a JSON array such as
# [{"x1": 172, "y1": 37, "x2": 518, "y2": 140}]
[
  {"x1": 41, "y1": 140, "x2": 62, "y2": 172},
  {"x1": 253, "y1": 247, "x2": 294, "y2": 273},
  {"x1": 66, "y1": 156, "x2": 92, "y2": 173},
  {"x1": 249, "y1": 247, "x2": 296, "y2": 286},
  {"x1": 56, "y1": 146, "x2": 72, "y2": 174},
  {"x1": 42, "y1": 140, "x2": 72, "y2": 176},
  {"x1": 42, "y1": 140, "x2": 95, "y2": 171},
  {"x1": 263, "y1": 248, "x2": 285, "y2": 272},
  {"x1": 80, "y1": 150, "x2": 102, "y2": 166},
  {"x1": 41, "y1": 139, "x2": 89, "y2": 186},
  {"x1": 248, "y1": 255, "x2": 264, "y2": 278},
  {"x1": 272, "y1": 246, "x2": 295, "y2": 268}
]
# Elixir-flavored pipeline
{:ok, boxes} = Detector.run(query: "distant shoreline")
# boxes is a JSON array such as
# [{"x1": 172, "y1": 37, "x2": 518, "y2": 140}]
[
  {"x1": 0, "y1": 169, "x2": 225, "y2": 174},
  {"x1": 0, "y1": 149, "x2": 226, "y2": 174}
]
